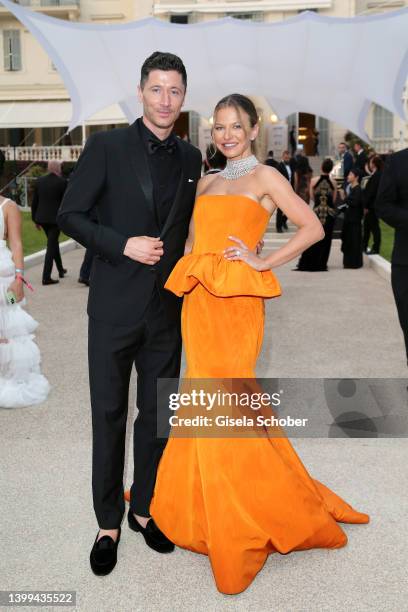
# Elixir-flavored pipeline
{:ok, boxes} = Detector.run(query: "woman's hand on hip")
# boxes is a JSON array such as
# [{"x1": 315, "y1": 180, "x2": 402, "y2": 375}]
[{"x1": 223, "y1": 236, "x2": 270, "y2": 271}]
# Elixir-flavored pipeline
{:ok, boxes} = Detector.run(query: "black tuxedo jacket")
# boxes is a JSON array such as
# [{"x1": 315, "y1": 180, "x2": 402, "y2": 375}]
[
  {"x1": 277, "y1": 160, "x2": 295, "y2": 187},
  {"x1": 57, "y1": 120, "x2": 202, "y2": 326},
  {"x1": 32, "y1": 173, "x2": 67, "y2": 225},
  {"x1": 355, "y1": 150, "x2": 368, "y2": 175},
  {"x1": 343, "y1": 150, "x2": 353, "y2": 180},
  {"x1": 362, "y1": 170, "x2": 381, "y2": 210},
  {"x1": 264, "y1": 158, "x2": 279, "y2": 170},
  {"x1": 344, "y1": 185, "x2": 363, "y2": 224},
  {"x1": 375, "y1": 148, "x2": 408, "y2": 266}
]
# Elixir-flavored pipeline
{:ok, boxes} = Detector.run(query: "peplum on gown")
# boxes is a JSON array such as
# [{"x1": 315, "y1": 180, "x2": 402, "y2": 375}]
[{"x1": 148, "y1": 194, "x2": 369, "y2": 595}]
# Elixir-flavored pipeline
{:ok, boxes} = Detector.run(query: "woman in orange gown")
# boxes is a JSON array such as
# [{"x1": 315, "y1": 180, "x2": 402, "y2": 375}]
[{"x1": 148, "y1": 95, "x2": 368, "y2": 594}]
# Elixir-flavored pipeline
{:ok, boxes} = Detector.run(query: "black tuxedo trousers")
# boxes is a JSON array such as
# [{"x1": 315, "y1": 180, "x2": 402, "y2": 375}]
[{"x1": 89, "y1": 284, "x2": 181, "y2": 525}]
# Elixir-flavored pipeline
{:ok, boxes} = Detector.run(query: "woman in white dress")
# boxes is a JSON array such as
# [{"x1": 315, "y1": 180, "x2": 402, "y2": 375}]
[{"x1": 0, "y1": 196, "x2": 50, "y2": 408}]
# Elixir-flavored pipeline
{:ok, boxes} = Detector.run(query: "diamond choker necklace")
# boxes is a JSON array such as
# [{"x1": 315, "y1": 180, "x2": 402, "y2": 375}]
[{"x1": 220, "y1": 155, "x2": 260, "y2": 180}]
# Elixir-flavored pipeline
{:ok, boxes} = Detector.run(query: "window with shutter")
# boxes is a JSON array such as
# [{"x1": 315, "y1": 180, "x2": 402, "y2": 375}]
[
  {"x1": 3, "y1": 29, "x2": 22, "y2": 71},
  {"x1": 373, "y1": 104, "x2": 393, "y2": 139}
]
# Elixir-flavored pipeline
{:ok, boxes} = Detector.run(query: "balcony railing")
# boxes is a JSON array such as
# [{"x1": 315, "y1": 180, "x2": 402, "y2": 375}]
[
  {"x1": 371, "y1": 136, "x2": 408, "y2": 154},
  {"x1": 1, "y1": 145, "x2": 83, "y2": 162},
  {"x1": 12, "y1": 0, "x2": 79, "y2": 6}
]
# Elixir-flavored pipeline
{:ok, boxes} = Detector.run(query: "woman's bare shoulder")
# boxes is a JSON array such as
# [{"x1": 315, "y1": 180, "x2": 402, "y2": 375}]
[
  {"x1": 197, "y1": 172, "x2": 220, "y2": 195},
  {"x1": 1, "y1": 197, "x2": 19, "y2": 212}
]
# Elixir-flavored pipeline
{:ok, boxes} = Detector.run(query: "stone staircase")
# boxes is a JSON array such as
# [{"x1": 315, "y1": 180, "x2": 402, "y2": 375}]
[{"x1": 308, "y1": 155, "x2": 324, "y2": 174}]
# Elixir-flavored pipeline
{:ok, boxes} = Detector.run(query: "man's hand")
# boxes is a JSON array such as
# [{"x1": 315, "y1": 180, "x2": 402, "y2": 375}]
[
  {"x1": 8, "y1": 277, "x2": 24, "y2": 303},
  {"x1": 123, "y1": 236, "x2": 164, "y2": 265}
]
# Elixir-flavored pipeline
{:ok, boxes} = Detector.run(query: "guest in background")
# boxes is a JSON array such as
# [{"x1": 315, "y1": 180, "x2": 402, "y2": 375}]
[
  {"x1": 264, "y1": 150, "x2": 279, "y2": 170},
  {"x1": 296, "y1": 158, "x2": 337, "y2": 271},
  {"x1": 353, "y1": 142, "x2": 368, "y2": 177},
  {"x1": 338, "y1": 142, "x2": 353, "y2": 190},
  {"x1": 312, "y1": 129, "x2": 319, "y2": 156},
  {"x1": 78, "y1": 249, "x2": 93, "y2": 287},
  {"x1": 0, "y1": 195, "x2": 50, "y2": 407},
  {"x1": 0, "y1": 147, "x2": 5, "y2": 178},
  {"x1": 31, "y1": 161, "x2": 67, "y2": 285},
  {"x1": 339, "y1": 168, "x2": 364, "y2": 269},
  {"x1": 375, "y1": 148, "x2": 408, "y2": 369},
  {"x1": 294, "y1": 149, "x2": 313, "y2": 204},
  {"x1": 363, "y1": 155, "x2": 383, "y2": 255},
  {"x1": 276, "y1": 150, "x2": 295, "y2": 232},
  {"x1": 277, "y1": 150, "x2": 295, "y2": 186},
  {"x1": 289, "y1": 125, "x2": 297, "y2": 157}
]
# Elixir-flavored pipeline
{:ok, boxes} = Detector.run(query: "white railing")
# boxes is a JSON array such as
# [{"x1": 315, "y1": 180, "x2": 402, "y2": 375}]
[
  {"x1": 153, "y1": 0, "x2": 332, "y2": 14},
  {"x1": 1, "y1": 145, "x2": 83, "y2": 162},
  {"x1": 371, "y1": 136, "x2": 408, "y2": 154},
  {"x1": 12, "y1": 0, "x2": 79, "y2": 6}
]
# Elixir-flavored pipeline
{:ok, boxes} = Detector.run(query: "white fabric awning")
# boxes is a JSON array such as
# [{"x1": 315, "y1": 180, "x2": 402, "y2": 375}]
[
  {"x1": 0, "y1": 101, "x2": 126, "y2": 129},
  {"x1": 1, "y1": 0, "x2": 408, "y2": 140}
]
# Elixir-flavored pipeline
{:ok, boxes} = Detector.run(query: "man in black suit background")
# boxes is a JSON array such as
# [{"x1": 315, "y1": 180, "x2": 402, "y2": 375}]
[
  {"x1": 31, "y1": 160, "x2": 67, "y2": 285},
  {"x1": 289, "y1": 125, "x2": 297, "y2": 156},
  {"x1": 338, "y1": 142, "x2": 353, "y2": 190},
  {"x1": 353, "y1": 141, "x2": 368, "y2": 177},
  {"x1": 0, "y1": 147, "x2": 5, "y2": 179},
  {"x1": 58, "y1": 52, "x2": 202, "y2": 575},
  {"x1": 375, "y1": 148, "x2": 408, "y2": 369},
  {"x1": 264, "y1": 149, "x2": 279, "y2": 170},
  {"x1": 275, "y1": 150, "x2": 295, "y2": 232}
]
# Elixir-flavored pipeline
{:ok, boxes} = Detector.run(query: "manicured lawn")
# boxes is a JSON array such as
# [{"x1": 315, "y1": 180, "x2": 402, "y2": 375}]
[
  {"x1": 378, "y1": 221, "x2": 394, "y2": 263},
  {"x1": 21, "y1": 210, "x2": 69, "y2": 256}
]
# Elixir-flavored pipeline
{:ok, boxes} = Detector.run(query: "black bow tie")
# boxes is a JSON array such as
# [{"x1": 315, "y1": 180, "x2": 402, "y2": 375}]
[{"x1": 147, "y1": 137, "x2": 177, "y2": 155}]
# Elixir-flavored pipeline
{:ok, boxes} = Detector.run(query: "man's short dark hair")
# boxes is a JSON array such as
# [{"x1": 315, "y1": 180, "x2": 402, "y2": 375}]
[{"x1": 140, "y1": 51, "x2": 187, "y2": 90}]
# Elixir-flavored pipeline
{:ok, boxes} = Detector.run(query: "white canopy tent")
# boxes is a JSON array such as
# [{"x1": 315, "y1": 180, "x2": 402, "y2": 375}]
[
  {"x1": 1, "y1": 0, "x2": 408, "y2": 140},
  {"x1": 0, "y1": 101, "x2": 126, "y2": 129}
]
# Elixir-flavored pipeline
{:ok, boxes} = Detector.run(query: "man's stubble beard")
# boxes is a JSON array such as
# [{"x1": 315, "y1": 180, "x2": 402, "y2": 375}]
[{"x1": 144, "y1": 108, "x2": 181, "y2": 132}]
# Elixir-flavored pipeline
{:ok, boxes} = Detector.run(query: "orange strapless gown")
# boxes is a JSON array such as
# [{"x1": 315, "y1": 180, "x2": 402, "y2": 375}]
[{"x1": 137, "y1": 195, "x2": 369, "y2": 594}]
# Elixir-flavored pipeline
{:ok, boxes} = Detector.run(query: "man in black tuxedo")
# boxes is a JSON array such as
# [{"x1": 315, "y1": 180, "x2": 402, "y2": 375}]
[
  {"x1": 289, "y1": 125, "x2": 297, "y2": 157},
  {"x1": 276, "y1": 150, "x2": 296, "y2": 232},
  {"x1": 0, "y1": 147, "x2": 5, "y2": 178},
  {"x1": 338, "y1": 142, "x2": 353, "y2": 189},
  {"x1": 375, "y1": 148, "x2": 408, "y2": 368},
  {"x1": 353, "y1": 142, "x2": 368, "y2": 177},
  {"x1": 264, "y1": 150, "x2": 279, "y2": 170},
  {"x1": 58, "y1": 52, "x2": 202, "y2": 575},
  {"x1": 32, "y1": 161, "x2": 67, "y2": 285}
]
